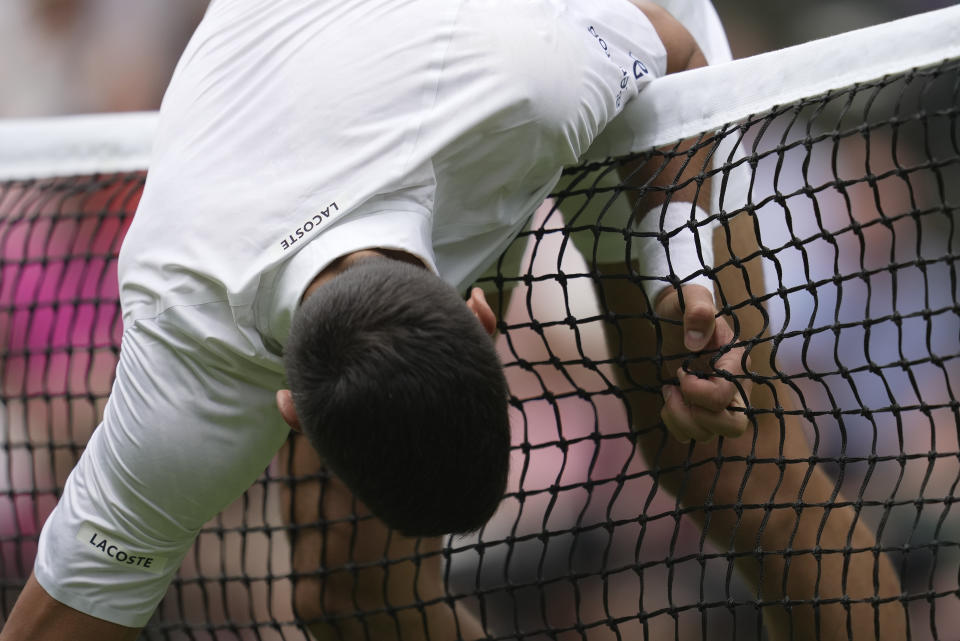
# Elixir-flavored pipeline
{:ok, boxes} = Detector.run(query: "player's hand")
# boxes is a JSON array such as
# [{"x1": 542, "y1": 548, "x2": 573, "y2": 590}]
[
  {"x1": 654, "y1": 284, "x2": 752, "y2": 443},
  {"x1": 466, "y1": 286, "x2": 497, "y2": 337}
]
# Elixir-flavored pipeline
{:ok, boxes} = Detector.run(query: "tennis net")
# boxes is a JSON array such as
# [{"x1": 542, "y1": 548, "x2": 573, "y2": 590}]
[{"x1": 1, "y1": 5, "x2": 959, "y2": 640}]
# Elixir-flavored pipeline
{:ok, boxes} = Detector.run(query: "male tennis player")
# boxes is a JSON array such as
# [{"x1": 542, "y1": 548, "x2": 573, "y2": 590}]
[{"x1": 0, "y1": 1, "x2": 903, "y2": 641}]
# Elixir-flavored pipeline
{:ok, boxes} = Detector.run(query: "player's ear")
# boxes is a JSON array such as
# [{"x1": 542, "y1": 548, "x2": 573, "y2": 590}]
[
  {"x1": 276, "y1": 389, "x2": 302, "y2": 432},
  {"x1": 466, "y1": 287, "x2": 496, "y2": 336}
]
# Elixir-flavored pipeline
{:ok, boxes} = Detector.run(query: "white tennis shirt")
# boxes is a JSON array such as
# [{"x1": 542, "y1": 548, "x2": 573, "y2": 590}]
[
  {"x1": 119, "y1": 0, "x2": 669, "y2": 355},
  {"x1": 35, "y1": 0, "x2": 733, "y2": 628}
]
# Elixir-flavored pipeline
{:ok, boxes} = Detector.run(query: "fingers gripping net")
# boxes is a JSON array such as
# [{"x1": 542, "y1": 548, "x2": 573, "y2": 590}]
[
  {"x1": 477, "y1": 58, "x2": 960, "y2": 640},
  {"x1": 1, "y1": 9, "x2": 960, "y2": 641}
]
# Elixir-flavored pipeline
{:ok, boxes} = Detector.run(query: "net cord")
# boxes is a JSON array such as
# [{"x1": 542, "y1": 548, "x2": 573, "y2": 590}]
[
  {"x1": 585, "y1": 2, "x2": 960, "y2": 160},
  {"x1": 0, "y1": 4, "x2": 958, "y2": 180}
]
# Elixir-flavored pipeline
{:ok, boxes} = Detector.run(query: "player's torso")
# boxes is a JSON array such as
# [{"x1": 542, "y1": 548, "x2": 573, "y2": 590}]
[{"x1": 119, "y1": 0, "x2": 666, "y2": 349}]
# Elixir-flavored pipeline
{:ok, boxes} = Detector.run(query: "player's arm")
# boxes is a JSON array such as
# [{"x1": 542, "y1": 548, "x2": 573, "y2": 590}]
[
  {"x1": 598, "y1": 206, "x2": 906, "y2": 641},
  {"x1": 627, "y1": 0, "x2": 707, "y2": 74},
  {"x1": 0, "y1": 573, "x2": 141, "y2": 641},
  {"x1": 600, "y1": 219, "x2": 905, "y2": 640},
  {"x1": 602, "y1": 0, "x2": 750, "y2": 444},
  {"x1": 586, "y1": 5, "x2": 905, "y2": 640}
]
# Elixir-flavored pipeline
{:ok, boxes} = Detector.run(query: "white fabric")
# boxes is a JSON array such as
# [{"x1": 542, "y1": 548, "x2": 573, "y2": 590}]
[
  {"x1": 584, "y1": 3, "x2": 960, "y2": 161},
  {"x1": 557, "y1": 0, "x2": 732, "y2": 269},
  {"x1": 0, "y1": 112, "x2": 157, "y2": 180},
  {"x1": 34, "y1": 0, "x2": 669, "y2": 626},
  {"x1": 632, "y1": 202, "x2": 716, "y2": 303},
  {"x1": 4, "y1": 6, "x2": 960, "y2": 180},
  {"x1": 36, "y1": 316, "x2": 289, "y2": 626},
  {"x1": 117, "y1": 0, "x2": 668, "y2": 348}
]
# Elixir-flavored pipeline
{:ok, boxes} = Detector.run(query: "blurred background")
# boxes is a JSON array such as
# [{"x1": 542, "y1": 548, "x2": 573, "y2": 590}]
[{"x1": 0, "y1": 0, "x2": 956, "y2": 118}]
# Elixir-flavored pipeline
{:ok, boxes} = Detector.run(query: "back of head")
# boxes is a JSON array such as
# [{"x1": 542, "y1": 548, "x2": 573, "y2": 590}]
[{"x1": 283, "y1": 257, "x2": 511, "y2": 537}]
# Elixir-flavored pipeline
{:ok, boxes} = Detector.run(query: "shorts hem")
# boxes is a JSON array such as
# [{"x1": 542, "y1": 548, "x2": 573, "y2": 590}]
[{"x1": 34, "y1": 562, "x2": 154, "y2": 629}]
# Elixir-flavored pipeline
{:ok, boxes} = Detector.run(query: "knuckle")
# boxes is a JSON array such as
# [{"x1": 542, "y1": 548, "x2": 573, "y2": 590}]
[
  {"x1": 721, "y1": 415, "x2": 749, "y2": 438},
  {"x1": 689, "y1": 423, "x2": 716, "y2": 442},
  {"x1": 710, "y1": 396, "x2": 733, "y2": 413},
  {"x1": 663, "y1": 418, "x2": 688, "y2": 443},
  {"x1": 687, "y1": 380, "x2": 731, "y2": 412}
]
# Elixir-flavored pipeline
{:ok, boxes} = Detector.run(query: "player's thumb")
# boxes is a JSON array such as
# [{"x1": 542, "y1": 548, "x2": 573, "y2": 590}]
[{"x1": 678, "y1": 284, "x2": 716, "y2": 352}]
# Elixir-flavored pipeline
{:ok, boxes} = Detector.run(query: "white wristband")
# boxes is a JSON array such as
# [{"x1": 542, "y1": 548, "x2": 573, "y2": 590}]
[{"x1": 632, "y1": 201, "x2": 716, "y2": 304}]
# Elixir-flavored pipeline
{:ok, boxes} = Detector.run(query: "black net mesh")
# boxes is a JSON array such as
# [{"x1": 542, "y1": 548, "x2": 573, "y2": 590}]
[{"x1": 1, "y1": 58, "x2": 959, "y2": 640}]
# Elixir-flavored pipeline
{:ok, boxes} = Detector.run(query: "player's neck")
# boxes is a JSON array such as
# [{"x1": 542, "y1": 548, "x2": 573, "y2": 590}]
[{"x1": 301, "y1": 248, "x2": 425, "y2": 303}]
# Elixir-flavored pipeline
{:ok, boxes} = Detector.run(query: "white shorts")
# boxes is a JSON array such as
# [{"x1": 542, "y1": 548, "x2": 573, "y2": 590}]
[{"x1": 34, "y1": 305, "x2": 290, "y2": 627}]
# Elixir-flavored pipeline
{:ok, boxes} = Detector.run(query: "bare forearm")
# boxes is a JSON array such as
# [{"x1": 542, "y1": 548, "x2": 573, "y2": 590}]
[
  {"x1": 581, "y1": 4, "x2": 904, "y2": 637},
  {"x1": 596, "y1": 213, "x2": 905, "y2": 639},
  {"x1": 0, "y1": 574, "x2": 141, "y2": 641}
]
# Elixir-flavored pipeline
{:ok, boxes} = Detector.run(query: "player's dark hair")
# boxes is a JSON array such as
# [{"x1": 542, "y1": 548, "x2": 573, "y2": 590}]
[{"x1": 283, "y1": 257, "x2": 511, "y2": 537}]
